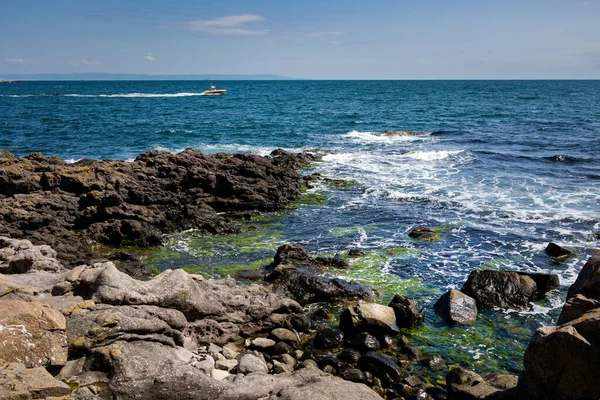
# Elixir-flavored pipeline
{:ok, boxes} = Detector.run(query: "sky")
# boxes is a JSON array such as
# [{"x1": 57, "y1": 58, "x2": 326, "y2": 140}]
[{"x1": 1, "y1": 0, "x2": 600, "y2": 79}]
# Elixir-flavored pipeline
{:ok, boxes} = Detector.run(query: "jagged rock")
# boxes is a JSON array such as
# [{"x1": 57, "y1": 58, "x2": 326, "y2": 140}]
[
  {"x1": 408, "y1": 226, "x2": 440, "y2": 241},
  {"x1": 350, "y1": 332, "x2": 380, "y2": 353},
  {"x1": 388, "y1": 293, "x2": 425, "y2": 328},
  {"x1": 565, "y1": 250, "x2": 600, "y2": 300},
  {"x1": 238, "y1": 354, "x2": 269, "y2": 374},
  {"x1": 434, "y1": 290, "x2": 478, "y2": 325},
  {"x1": 0, "y1": 363, "x2": 71, "y2": 399},
  {"x1": 545, "y1": 242, "x2": 575, "y2": 259},
  {"x1": 0, "y1": 300, "x2": 68, "y2": 368},
  {"x1": 339, "y1": 303, "x2": 399, "y2": 338},
  {"x1": 558, "y1": 294, "x2": 600, "y2": 325},
  {"x1": 461, "y1": 270, "x2": 537, "y2": 310},
  {"x1": 0, "y1": 237, "x2": 63, "y2": 273},
  {"x1": 314, "y1": 328, "x2": 344, "y2": 350},
  {"x1": 446, "y1": 367, "x2": 517, "y2": 399},
  {"x1": 0, "y1": 149, "x2": 314, "y2": 266}
]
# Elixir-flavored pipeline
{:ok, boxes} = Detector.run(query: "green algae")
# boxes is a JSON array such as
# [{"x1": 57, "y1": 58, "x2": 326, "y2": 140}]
[
  {"x1": 323, "y1": 178, "x2": 356, "y2": 188},
  {"x1": 328, "y1": 225, "x2": 376, "y2": 238},
  {"x1": 381, "y1": 246, "x2": 420, "y2": 257},
  {"x1": 294, "y1": 193, "x2": 328, "y2": 206}
]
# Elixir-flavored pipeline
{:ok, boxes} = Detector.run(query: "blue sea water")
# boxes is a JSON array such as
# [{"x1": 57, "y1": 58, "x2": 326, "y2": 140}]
[{"x1": 2, "y1": 80, "x2": 600, "y2": 373}]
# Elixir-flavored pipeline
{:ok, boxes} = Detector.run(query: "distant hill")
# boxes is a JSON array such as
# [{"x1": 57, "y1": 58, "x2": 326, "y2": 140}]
[{"x1": 0, "y1": 73, "x2": 298, "y2": 81}]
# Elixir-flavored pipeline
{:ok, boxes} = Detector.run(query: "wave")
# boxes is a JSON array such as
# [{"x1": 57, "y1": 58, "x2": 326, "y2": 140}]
[
  {"x1": 543, "y1": 154, "x2": 589, "y2": 164},
  {"x1": 400, "y1": 150, "x2": 466, "y2": 161},
  {"x1": 342, "y1": 130, "x2": 434, "y2": 142},
  {"x1": 152, "y1": 143, "x2": 304, "y2": 156},
  {"x1": 1, "y1": 92, "x2": 208, "y2": 98}
]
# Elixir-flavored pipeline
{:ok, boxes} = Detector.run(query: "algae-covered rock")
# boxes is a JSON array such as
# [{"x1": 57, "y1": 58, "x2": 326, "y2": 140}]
[
  {"x1": 408, "y1": 226, "x2": 440, "y2": 241},
  {"x1": 544, "y1": 242, "x2": 575, "y2": 260}
]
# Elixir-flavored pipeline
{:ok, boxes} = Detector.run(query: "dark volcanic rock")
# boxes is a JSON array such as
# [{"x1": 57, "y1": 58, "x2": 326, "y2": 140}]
[
  {"x1": 388, "y1": 293, "x2": 425, "y2": 328},
  {"x1": 266, "y1": 244, "x2": 374, "y2": 305},
  {"x1": 408, "y1": 226, "x2": 440, "y2": 241},
  {"x1": 545, "y1": 242, "x2": 575, "y2": 259},
  {"x1": 357, "y1": 352, "x2": 401, "y2": 386},
  {"x1": 434, "y1": 290, "x2": 478, "y2": 325},
  {"x1": 0, "y1": 149, "x2": 313, "y2": 266},
  {"x1": 461, "y1": 270, "x2": 537, "y2": 310},
  {"x1": 338, "y1": 348, "x2": 362, "y2": 364},
  {"x1": 314, "y1": 328, "x2": 344, "y2": 349},
  {"x1": 350, "y1": 332, "x2": 381, "y2": 353}
]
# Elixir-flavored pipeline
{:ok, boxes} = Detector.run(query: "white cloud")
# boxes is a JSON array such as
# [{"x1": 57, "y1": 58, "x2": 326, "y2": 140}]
[
  {"x1": 145, "y1": 52, "x2": 156, "y2": 61},
  {"x1": 186, "y1": 14, "x2": 266, "y2": 36},
  {"x1": 4, "y1": 58, "x2": 25, "y2": 63},
  {"x1": 311, "y1": 31, "x2": 345, "y2": 37}
]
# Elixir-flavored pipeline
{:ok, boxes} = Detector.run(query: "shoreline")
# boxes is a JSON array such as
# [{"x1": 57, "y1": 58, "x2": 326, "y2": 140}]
[{"x1": 0, "y1": 149, "x2": 598, "y2": 399}]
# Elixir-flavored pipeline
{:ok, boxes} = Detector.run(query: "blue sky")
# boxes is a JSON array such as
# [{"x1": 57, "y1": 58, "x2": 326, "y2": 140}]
[{"x1": 1, "y1": 0, "x2": 600, "y2": 79}]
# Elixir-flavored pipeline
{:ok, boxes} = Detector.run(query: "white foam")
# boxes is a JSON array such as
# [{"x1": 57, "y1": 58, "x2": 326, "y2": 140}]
[
  {"x1": 343, "y1": 130, "x2": 433, "y2": 143},
  {"x1": 401, "y1": 150, "x2": 464, "y2": 161},
  {"x1": 63, "y1": 92, "x2": 206, "y2": 98}
]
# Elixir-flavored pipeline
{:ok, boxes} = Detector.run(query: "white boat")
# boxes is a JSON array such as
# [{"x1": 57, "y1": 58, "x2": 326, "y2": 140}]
[{"x1": 202, "y1": 84, "x2": 226, "y2": 95}]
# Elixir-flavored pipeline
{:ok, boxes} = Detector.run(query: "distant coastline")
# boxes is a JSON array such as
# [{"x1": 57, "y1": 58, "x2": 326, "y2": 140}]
[{"x1": 0, "y1": 73, "x2": 297, "y2": 81}]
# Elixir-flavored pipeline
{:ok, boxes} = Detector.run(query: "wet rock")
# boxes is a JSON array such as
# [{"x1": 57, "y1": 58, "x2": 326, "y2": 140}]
[
  {"x1": 339, "y1": 302, "x2": 400, "y2": 338},
  {"x1": 290, "y1": 314, "x2": 312, "y2": 332},
  {"x1": 357, "y1": 352, "x2": 401, "y2": 386},
  {"x1": 565, "y1": 250, "x2": 600, "y2": 301},
  {"x1": 350, "y1": 332, "x2": 381, "y2": 353},
  {"x1": 545, "y1": 242, "x2": 575, "y2": 259},
  {"x1": 388, "y1": 293, "x2": 425, "y2": 328},
  {"x1": 238, "y1": 353, "x2": 269, "y2": 374},
  {"x1": 461, "y1": 270, "x2": 537, "y2": 311},
  {"x1": 434, "y1": 290, "x2": 478, "y2": 324},
  {"x1": 379, "y1": 334, "x2": 394, "y2": 349},
  {"x1": 0, "y1": 363, "x2": 71, "y2": 399},
  {"x1": 314, "y1": 328, "x2": 344, "y2": 349},
  {"x1": 338, "y1": 348, "x2": 362, "y2": 364},
  {"x1": 408, "y1": 226, "x2": 440, "y2": 241},
  {"x1": 520, "y1": 272, "x2": 560, "y2": 299},
  {"x1": 235, "y1": 269, "x2": 266, "y2": 282},
  {"x1": 266, "y1": 244, "x2": 374, "y2": 305},
  {"x1": 422, "y1": 354, "x2": 446, "y2": 370},
  {"x1": 0, "y1": 149, "x2": 313, "y2": 266},
  {"x1": 0, "y1": 300, "x2": 68, "y2": 368},
  {"x1": 447, "y1": 367, "x2": 518, "y2": 400},
  {"x1": 348, "y1": 248, "x2": 366, "y2": 257},
  {"x1": 341, "y1": 368, "x2": 368, "y2": 384},
  {"x1": 273, "y1": 341, "x2": 295, "y2": 355},
  {"x1": 315, "y1": 254, "x2": 351, "y2": 269}
]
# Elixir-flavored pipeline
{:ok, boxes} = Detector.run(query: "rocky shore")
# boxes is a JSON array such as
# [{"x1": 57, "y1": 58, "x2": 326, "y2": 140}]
[{"x1": 0, "y1": 150, "x2": 598, "y2": 400}]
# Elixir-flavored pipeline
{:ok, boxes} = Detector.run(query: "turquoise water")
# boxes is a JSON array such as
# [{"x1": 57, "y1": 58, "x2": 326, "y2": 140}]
[{"x1": 2, "y1": 80, "x2": 600, "y2": 373}]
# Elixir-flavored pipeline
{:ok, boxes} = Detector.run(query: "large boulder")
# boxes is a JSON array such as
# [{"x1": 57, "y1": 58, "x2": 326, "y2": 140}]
[
  {"x1": 434, "y1": 290, "x2": 478, "y2": 325},
  {"x1": 446, "y1": 367, "x2": 518, "y2": 400},
  {"x1": 565, "y1": 250, "x2": 600, "y2": 301},
  {"x1": 0, "y1": 363, "x2": 71, "y2": 399},
  {"x1": 0, "y1": 300, "x2": 68, "y2": 368},
  {"x1": 388, "y1": 293, "x2": 425, "y2": 328},
  {"x1": 356, "y1": 351, "x2": 401, "y2": 387},
  {"x1": 339, "y1": 302, "x2": 399, "y2": 338},
  {"x1": 461, "y1": 270, "x2": 558, "y2": 310}
]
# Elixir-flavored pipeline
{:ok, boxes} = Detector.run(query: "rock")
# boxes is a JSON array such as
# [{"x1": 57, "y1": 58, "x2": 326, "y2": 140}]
[
  {"x1": 194, "y1": 355, "x2": 215, "y2": 376},
  {"x1": 222, "y1": 345, "x2": 239, "y2": 360},
  {"x1": 0, "y1": 237, "x2": 63, "y2": 273},
  {"x1": 289, "y1": 315, "x2": 312, "y2": 332},
  {"x1": 300, "y1": 359, "x2": 320, "y2": 369},
  {"x1": 565, "y1": 250, "x2": 600, "y2": 301},
  {"x1": 274, "y1": 361, "x2": 294, "y2": 374},
  {"x1": 0, "y1": 300, "x2": 68, "y2": 368},
  {"x1": 315, "y1": 254, "x2": 351, "y2": 269},
  {"x1": 520, "y1": 272, "x2": 560, "y2": 299},
  {"x1": 0, "y1": 363, "x2": 71, "y2": 399},
  {"x1": 388, "y1": 293, "x2": 425, "y2": 328},
  {"x1": 238, "y1": 354, "x2": 269, "y2": 374},
  {"x1": 313, "y1": 328, "x2": 344, "y2": 349},
  {"x1": 558, "y1": 294, "x2": 600, "y2": 325},
  {"x1": 0, "y1": 149, "x2": 314, "y2": 267},
  {"x1": 341, "y1": 368, "x2": 368, "y2": 384},
  {"x1": 207, "y1": 343, "x2": 223, "y2": 356},
  {"x1": 212, "y1": 369, "x2": 232, "y2": 381},
  {"x1": 408, "y1": 226, "x2": 440, "y2": 241},
  {"x1": 461, "y1": 270, "x2": 537, "y2": 310},
  {"x1": 350, "y1": 332, "x2": 381, "y2": 353},
  {"x1": 422, "y1": 355, "x2": 446, "y2": 370},
  {"x1": 271, "y1": 328, "x2": 299, "y2": 345},
  {"x1": 447, "y1": 367, "x2": 518, "y2": 399},
  {"x1": 215, "y1": 359, "x2": 238, "y2": 372},
  {"x1": 251, "y1": 337, "x2": 277, "y2": 350},
  {"x1": 266, "y1": 244, "x2": 374, "y2": 305},
  {"x1": 338, "y1": 348, "x2": 362, "y2": 364},
  {"x1": 273, "y1": 341, "x2": 295, "y2": 355},
  {"x1": 357, "y1": 352, "x2": 401, "y2": 386},
  {"x1": 545, "y1": 242, "x2": 575, "y2": 259},
  {"x1": 339, "y1": 302, "x2": 399, "y2": 338},
  {"x1": 434, "y1": 290, "x2": 478, "y2": 324},
  {"x1": 348, "y1": 248, "x2": 366, "y2": 257}
]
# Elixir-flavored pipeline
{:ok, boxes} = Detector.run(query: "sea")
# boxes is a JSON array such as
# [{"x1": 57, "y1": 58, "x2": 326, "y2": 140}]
[{"x1": 1, "y1": 80, "x2": 599, "y2": 375}]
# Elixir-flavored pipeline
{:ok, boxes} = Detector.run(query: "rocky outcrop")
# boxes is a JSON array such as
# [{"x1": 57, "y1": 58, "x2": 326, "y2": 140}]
[
  {"x1": 0, "y1": 363, "x2": 71, "y2": 400},
  {"x1": 265, "y1": 244, "x2": 374, "y2": 305},
  {"x1": 434, "y1": 290, "x2": 478, "y2": 325},
  {"x1": 0, "y1": 149, "x2": 316, "y2": 266},
  {"x1": 0, "y1": 301, "x2": 68, "y2": 368},
  {"x1": 446, "y1": 367, "x2": 518, "y2": 400},
  {"x1": 0, "y1": 237, "x2": 63, "y2": 274},
  {"x1": 519, "y1": 251, "x2": 600, "y2": 400},
  {"x1": 461, "y1": 270, "x2": 558, "y2": 311}
]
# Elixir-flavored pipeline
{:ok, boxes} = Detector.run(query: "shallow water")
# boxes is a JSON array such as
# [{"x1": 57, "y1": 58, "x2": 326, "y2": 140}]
[{"x1": 2, "y1": 80, "x2": 600, "y2": 373}]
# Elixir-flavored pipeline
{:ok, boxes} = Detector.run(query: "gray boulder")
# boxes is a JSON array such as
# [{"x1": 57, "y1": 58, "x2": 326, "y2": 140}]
[
  {"x1": 339, "y1": 302, "x2": 399, "y2": 338},
  {"x1": 0, "y1": 236, "x2": 63, "y2": 274},
  {"x1": 434, "y1": 290, "x2": 478, "y2": 324},
  {"x1": 446, "y1": 367, "x2": 518, "y2": 399},
  {"x1": 0, "y1": 363, "x2": 71, "y2": 399}
]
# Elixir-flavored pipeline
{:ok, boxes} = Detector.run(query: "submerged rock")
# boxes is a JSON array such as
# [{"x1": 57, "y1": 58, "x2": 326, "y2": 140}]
[
  {"x1": 408, "y1": 226, "x2": 440, "y2": 241},
  {"x1": 434, "y1": 290, "x2": 478, "y2": 325},
  {"x1": 545, "y1": 242, "x2": 575, "y2": 259}
]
